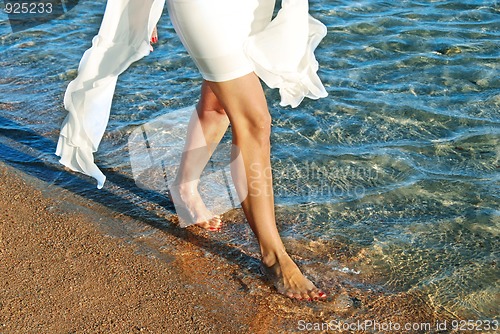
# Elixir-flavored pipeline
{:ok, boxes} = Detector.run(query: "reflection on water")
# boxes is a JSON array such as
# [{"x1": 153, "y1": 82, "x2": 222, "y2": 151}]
[{"x1": 0, "y1": 0, "x2": 499, "y2": 321}]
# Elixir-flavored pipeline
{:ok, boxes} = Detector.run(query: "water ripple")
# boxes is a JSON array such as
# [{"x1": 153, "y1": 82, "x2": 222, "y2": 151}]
[{"x1": 1, "y1": 0, "x2": 498, "y2": 320}]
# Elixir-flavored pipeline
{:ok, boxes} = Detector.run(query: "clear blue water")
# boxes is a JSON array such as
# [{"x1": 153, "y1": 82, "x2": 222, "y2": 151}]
[{"x1": 1, "y1": 0, "x2": 498, "y2": 321}]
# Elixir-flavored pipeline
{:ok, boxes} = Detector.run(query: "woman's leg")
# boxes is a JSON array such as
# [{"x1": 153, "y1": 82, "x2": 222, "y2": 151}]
[
  {"x1": 171, "y1": 81, "x2": 230, "y2": 230},
  {"x1": 206, "y1": 73, "x2": 326, "y2": 300}
]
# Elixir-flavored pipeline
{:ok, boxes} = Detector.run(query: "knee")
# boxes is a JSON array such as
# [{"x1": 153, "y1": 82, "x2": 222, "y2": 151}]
[
  {"x1": 197, "y1": 102, "x2": 226, "y2": 117},
  {"x1": 198, "y1": 82, "x2": 226, "y2": 115},
  {"x1": 239, "y1": 107, "x2": 272, "y2": 143},
  {"x1": 198, "y1": 107, "x2": 227, "y2": 119},
  {"x1": 251, "y1": 112, "x2": 272, "y2": 136}
]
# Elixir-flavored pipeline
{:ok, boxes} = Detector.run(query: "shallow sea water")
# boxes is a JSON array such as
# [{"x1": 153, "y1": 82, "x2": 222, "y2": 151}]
[{"x1": 1, "y1": 0, "x2": 499, "y2": 323}]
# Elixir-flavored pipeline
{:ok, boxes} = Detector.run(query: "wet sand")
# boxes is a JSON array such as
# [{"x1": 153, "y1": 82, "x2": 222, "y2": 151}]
[
  {"x1": 0, "y1": 161, "x2": 457, "y2": 333},
  {"x1": 0, "y1": 162, "x2": 283, "y2": 333}
]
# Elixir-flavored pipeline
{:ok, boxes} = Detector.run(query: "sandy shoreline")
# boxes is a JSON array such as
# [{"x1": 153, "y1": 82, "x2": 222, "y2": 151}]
[
  {"x1": 0, "y1": 162, "x2": 297, "y2": 333},
  {"x1": 0, "y1": 161, "x2": 458, "y2": 333}
]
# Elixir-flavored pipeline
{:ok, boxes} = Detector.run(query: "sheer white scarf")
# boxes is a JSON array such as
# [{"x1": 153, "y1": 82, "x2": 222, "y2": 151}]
[{"x1": 56, "y1": 0, "x2": 327, "y2": 188}]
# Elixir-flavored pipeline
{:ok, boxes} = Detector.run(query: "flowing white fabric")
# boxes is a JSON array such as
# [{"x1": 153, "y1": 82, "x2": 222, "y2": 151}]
[
  {"x1": 56, "y1": 0, "x2": 328, "y2": 188},
  {"x1": 244, "y1": 0, "x2": 328, "y2": 108},
  {"x1": 56, "y1": 0, "x2": 165, "y2": 189}
]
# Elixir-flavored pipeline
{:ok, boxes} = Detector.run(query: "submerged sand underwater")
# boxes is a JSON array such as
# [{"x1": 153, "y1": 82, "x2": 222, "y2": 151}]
[{"x1": 0, "y1": 0, "x2": 498, "y2": 332}]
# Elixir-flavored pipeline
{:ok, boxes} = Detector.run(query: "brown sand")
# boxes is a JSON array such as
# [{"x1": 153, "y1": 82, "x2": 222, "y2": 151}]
[
  {"x1": 0, "y1": 162, "x2": 290, "y2": 333},
  {"x1": 0, "y1": 161, "x2": 457, "y2": 333}
]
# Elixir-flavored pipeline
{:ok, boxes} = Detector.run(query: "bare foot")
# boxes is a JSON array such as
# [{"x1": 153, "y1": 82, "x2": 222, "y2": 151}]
[
  {"x1": 169, "y1": 184, "x2": 222, "y2": 231},
  {"x1": 261, "y1": 253, "x2": 326, "y2": 301},
  {"x1": 150, "y1": 26, "x2": 158, "y2": 51},
  {"x1": 150, "y1": 25, "x2": 158, "y2": 44}
]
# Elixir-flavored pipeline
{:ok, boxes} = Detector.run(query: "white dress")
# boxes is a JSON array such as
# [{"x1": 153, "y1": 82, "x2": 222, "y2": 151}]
[
  {"x1": 56, "y1": 0, "x2": 328, "y2": 189},
  {"x1": 167, "y1": 0, "x2": 276, "y2": 82}
]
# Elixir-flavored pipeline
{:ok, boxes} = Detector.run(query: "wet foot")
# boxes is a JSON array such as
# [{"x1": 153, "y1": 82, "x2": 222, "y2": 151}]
[
  {"x1": 169, "y1": 184, "x2": 222, "y2": 231},
  {"x1": 260, "y1": 253, "x2": 326, "y2": 301}
]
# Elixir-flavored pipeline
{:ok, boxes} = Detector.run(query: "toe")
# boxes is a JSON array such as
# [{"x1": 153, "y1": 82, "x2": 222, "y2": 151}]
[
  {"x1": 301, "y1": 292, "x2": 311, "y2": 300},
  {"x1": 306, "y1": 288, "x2": 327, "y2": 301},
  {"x1": 196, "y1": 215, "x2": 222, "y2": 231},
  {"x1": 208, "y1": 216, "x2": 222, "y2": 228},
  {"x1": 308, "y1": 289, "x2": 320, "y2": 300}
]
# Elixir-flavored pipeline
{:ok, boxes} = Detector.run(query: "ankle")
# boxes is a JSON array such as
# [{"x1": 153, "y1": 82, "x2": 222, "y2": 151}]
[
  {"x1": 172, "y1": 179, "x2": 199, "y2": 194},
  {"x1": 261, "y1": 246, "x2": 288, "y2": 267}
]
